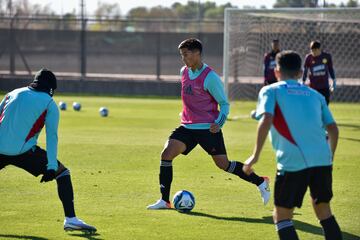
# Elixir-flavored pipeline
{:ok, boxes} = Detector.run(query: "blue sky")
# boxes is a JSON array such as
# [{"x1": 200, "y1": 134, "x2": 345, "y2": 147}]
[{"x1": 30, "y1": 0, "x2": 345, "y2": 15}]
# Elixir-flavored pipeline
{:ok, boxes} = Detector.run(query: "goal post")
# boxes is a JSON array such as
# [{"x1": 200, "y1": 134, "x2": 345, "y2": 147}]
[{"x1": 222, "y1": 8, "x2": 360, "y2": 102}]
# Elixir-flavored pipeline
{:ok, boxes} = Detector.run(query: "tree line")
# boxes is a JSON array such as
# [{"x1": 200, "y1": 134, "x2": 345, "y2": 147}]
[{"x1": 0, "y1": 0, "x2": 358, "y2": 19}]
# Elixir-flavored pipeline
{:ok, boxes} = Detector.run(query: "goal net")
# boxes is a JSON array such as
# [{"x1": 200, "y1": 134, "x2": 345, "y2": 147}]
[{"x1": 222, "y1": 8, "x2": 360, "y2": 102}]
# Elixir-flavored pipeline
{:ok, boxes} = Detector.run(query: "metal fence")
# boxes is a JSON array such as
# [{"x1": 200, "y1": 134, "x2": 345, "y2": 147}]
[{"x1": 0, "y1": 16, "x2": 224, "y2": 80}]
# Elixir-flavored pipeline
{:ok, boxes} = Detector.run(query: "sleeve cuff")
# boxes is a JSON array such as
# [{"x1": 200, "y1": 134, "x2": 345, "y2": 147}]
[
  {"x1": 215, "y1": 114, "x2": 227, "y2": 127},
  {"x1": 47, "y1": 161, "x2": 58, "y2": 171}
]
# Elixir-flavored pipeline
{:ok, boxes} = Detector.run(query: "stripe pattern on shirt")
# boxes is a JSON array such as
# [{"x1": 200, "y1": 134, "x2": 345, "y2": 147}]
[
  {"x1": 273, "y1": 103, "x2": 297, "y2": 145},
  {"x1": 217, "y1": 114, "x2": 226, "y2": 127},
  {"x1": 25, "y1": 110, "x2": 47, "y2": 142}
]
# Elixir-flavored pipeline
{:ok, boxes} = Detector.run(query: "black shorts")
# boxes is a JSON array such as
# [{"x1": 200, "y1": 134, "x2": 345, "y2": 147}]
[
  {"x1": 169, "y1": 126, "x2": 227, "y2": 156},
  {"x1": 0, "y1": 146, "x2": 60, "y2": 177},
  {"x1": 315, "y1": 88, "x2": 330, "y2": 105},
  {"x1": 274, "y1": 166, "x2": 333, "y2": 209}
]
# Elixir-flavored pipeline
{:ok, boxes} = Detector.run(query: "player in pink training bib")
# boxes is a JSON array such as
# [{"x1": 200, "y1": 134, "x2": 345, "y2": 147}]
[{"x1": 147, "y1": 38, "x2": 270, "y2": 210}]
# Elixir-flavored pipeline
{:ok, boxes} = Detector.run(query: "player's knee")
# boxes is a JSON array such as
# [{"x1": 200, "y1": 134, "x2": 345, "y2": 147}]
[
  {"x1": 161, "y1": 147, "x2": 178, "y2": 160},
  {"x1": 273, "y1": 207, "x2": 293, "y2": 223},
  {"x1": 160, "y1": 150, "x2": 168, "y2": 160},
  {"x1": 216, "y1": 160, "x2": 228, "y2": 171},
  {"x1": 316, "y1": 211, "x2": 332, "y2": 221},
  {"x1": 212, "y1": 157, "x2": 229, "y2": 171},
  {"x1": 272, "y1": 209, "x2": 285, "y2": 223},
  {"x1": 55, "y1": 167, "x2": 70, "y2": 180},
  {"x1": 313, "y1": 202, "x2": 332, "y2": 221},
  {"x1": 56, "y1": 162, "x2": 64, "y2": 171}
]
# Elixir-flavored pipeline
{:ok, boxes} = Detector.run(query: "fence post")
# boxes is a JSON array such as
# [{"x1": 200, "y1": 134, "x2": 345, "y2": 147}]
[
  {"x1": 80, "y1": 0, "x2": 87, "y2": 81},
  {"x1": 80, "y1": 18, "x2": 87, "y2": 80},
  {"x1": 9, "y1": 11, "x2": 15, "y2": 75},
  {"x1": 156, "y1": 32, "x2": 161, "y2": 80}
]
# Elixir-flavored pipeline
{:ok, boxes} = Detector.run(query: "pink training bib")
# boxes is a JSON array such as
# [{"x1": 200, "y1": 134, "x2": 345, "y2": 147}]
[{"x1": 181, "y1": 66, "x2": 219, "y2": 125}]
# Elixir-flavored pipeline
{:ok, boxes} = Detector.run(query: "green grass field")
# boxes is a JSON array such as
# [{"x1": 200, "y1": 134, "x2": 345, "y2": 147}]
[{"x1": 0, "y1": 96, "x2": 359, "y2": 240}]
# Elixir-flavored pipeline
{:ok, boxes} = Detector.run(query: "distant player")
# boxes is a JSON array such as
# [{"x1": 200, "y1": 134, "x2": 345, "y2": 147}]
[
  {"x1": 0, "y1": 69, "x2": 97, "y2": 233},
  {"x1": 263, "y1": 39, "x2": 281, "y2": 85},
  {"x1": 147, "y1": 38, "x2": 270, "y2": 210},
  {"x1": 244, "y1": 51, "x2": 342, "y2": 240},
  {"x1": 250, "y1": 39, "x2": 281, "y2": 119},
  {"x1": 303, "y1": 40, "x2": 336, "y2": 104}
]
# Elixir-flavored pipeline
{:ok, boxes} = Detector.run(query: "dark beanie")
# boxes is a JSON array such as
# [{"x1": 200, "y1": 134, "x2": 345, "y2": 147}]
[{"x1": 29, "y1": 68, "x2": 57, "y2": 96}]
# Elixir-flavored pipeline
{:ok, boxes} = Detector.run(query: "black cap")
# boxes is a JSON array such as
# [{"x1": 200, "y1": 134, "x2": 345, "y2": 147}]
[{"x1": 29, "y1": 68, "x2": 57, "y2": 96}]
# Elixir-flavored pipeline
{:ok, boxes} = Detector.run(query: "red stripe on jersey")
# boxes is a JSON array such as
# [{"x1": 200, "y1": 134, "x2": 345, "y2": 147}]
[
  {"x1": 273, "y1": 103, "x2": 297, "y2": 145},
  {"x1": 25, "y1": 110, "x2": 47, "y2": 142}
]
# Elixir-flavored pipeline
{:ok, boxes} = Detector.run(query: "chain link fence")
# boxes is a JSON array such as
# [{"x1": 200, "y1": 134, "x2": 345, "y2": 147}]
[
  {"x1": 223, "y1": 8, "x2": 360, "y2": 102},
  {"x1": 0, "y1": 16, "x2": 223, "y2": 80}
]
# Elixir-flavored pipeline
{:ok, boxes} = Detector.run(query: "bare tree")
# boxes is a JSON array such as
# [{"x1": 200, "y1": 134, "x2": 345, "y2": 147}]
[{"x1": 95, "y1": 1, "x2": 121, "y2": 20}]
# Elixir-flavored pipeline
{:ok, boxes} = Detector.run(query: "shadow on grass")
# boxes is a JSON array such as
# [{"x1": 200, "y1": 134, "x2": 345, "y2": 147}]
[
  {"x1": 187, "y1": 212, "x2": 360, "y2": 240},
  {"x1": 340, "y1": 137, "x2": 360, "y2": 142},
  {"x1": 187, "y1": 212, "x2": 273, "y2": 223},
  {"x1": 0, "y1": 235, "x2": 48, "y2": 240},
  {"x1": 338, "y1": 123, "x2": 360, "y2": 131},
  {"x1": 67, "y1": 232, "x2": 103, "y2": 240},
  {"x1": 0, "y1": 233, "x2": 104, "y2": 240}
]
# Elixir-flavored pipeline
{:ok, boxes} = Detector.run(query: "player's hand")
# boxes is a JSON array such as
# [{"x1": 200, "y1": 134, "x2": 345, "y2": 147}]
[
  {"x1": 330, "y1": 81, "x2": 336, "y2": 93},
  {"x1": 209, "y1": 123, "x2": 220, "y2": 133},
  {"x1": 40, "y1": 169, "x2": 56, "y2": 183},
  {"x1": 242, "y1": 155, "x2": 258, "y2": 175}
]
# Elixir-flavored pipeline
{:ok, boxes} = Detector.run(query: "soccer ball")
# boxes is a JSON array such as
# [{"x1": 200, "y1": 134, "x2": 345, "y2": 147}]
[
  {"x1": 172, "y1": 190, "x2": 195, "y2": 213},
  {"x1": 58, "y1": 101, "x2": 67, "y2": 111},
  {"x1": 73, "y1": 102, "x2": 81, "y2": 111},
  {"x1": 99, "y1": 107, "x2": 109, "y2": 117}
]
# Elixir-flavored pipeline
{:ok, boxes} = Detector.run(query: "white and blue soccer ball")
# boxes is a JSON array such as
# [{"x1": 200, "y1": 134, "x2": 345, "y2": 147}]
[
  {"x1": 99, "y1": 107, "x2": 109, "y2": 117},
  {"x1": 73, "y1": 102, "x2": 81, "y2": 111},
  {"x1": 58, "y1": 101, "x2": 67, "y2": 111},
  {"x1": 172, "y1": 190, "x2": 195, "y2": 213}
]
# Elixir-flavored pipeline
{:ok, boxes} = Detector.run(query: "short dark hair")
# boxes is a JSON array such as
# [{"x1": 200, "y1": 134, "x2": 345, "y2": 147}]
[
  {"x1": 310, "y1": 40, "x2": 321, "y2": 49},
  {"x1": 276, "y1": 50, "x2": 302, "y2": 78},
  {"x1": 272, "y1": 39, "x2": 279, "y2": 43},
  {"x1": 29, "y1": 68, "x2": 57, "y2": 96},
  {"x1": 178, "y1": 38, "x2": 203, "y2": 54}
]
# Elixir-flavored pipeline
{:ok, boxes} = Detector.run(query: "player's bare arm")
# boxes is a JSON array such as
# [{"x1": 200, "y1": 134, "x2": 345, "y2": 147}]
[{"x1": 243, "y1": 113, "x2": 273, "y2": 175}]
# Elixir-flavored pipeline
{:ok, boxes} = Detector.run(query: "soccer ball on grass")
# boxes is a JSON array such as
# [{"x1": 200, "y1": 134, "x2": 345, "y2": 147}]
[
  {"x1": 99, "y1": 107, "x2": 109, "y2": 117},
  {"x1": 172, "y1": 190, "x2": 195, "y2": 213},
  {"x1": 58, "y1": 101, "x2": 67, "y2": 111},
  {"x1": 73, "y1": 102, "x2": 81, "y2": 111}
]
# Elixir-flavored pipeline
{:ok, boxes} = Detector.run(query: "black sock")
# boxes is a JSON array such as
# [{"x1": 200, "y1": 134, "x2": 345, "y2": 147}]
[
  {"x1": 276, "y1": 219, "x2": 299, "y2": 240},
  {"x1": 320, "y1": 215, "x2": 343, "y2": 240},
  {"x1": 160, "y1": 160, "x2": 173, "y2": 203},
  {"x1": 56, "y1": 169, "x2": 76, "y2": 218},
  {"x1": 226, "y1": 161, "x2": 264, "y2": 186}
]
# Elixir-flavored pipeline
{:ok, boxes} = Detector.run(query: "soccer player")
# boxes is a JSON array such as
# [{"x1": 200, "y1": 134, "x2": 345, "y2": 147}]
[
  {"x1": 250, "y1": 39, "x2": 281, "y2": 120},
  {"x1": 0, "y1": 69, "x2": 97, "y2": 233},
  {"x1": 147, "y1": 38, "x2": 270, "y2": 210},
  {"x1": 303, "y1": 40, "x2": 336, "y2": 105},
  {"x1": 244, "y1": 51, "x2": 342, "y2": 240},
  {"x1": 263, "y1": 39, "x2": 281, "y2": 85}
]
